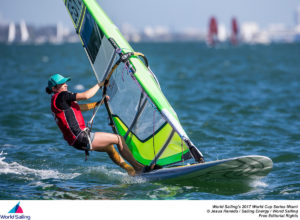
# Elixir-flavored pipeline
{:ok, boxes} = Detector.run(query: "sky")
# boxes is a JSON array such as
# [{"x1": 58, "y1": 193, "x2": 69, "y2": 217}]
[{"x1": 0, "y1": 0, "x2": 299, "y2": 31}]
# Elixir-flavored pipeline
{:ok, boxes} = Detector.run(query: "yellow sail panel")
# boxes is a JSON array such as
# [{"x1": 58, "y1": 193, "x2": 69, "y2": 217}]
[{"x1": 112, "y1": 116, "x2": 190, "y2": 166}]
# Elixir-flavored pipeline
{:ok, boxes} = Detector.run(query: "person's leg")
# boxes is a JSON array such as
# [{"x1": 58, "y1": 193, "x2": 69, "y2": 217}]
[
  {"x1": 91, "y1": 132, "x2": 144, "y2": 174},
  {"x1": 115, "y1": 135, "x2": 144, "y2": 172},
  {"x1": 94, "y1": 144, "x2": 135, "y2": 176}
]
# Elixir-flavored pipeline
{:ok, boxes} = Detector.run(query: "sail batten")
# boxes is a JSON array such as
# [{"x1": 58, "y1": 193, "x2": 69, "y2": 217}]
[{"x1": 63, "y1": 0, "x2": 203, "y2": 167}]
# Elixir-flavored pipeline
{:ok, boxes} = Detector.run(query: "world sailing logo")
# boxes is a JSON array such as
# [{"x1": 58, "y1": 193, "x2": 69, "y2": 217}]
[
  {"x1": 0, "y1": 202, "x2": 31, "y2": 220},
  {"x1": 8, "y1": 202, "x2": 23, "y2": 213}
]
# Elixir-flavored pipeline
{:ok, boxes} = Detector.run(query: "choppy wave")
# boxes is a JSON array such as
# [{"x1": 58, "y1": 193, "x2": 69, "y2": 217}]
[
  {"x1": 0, "y1": 154, "x2": 80, "y2": 180},
  {"x1": 83, "y1": 165, "x2": 147, "y2": 184}
]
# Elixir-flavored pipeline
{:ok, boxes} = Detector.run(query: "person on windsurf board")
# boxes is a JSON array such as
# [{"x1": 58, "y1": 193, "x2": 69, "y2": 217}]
[{"x1": 45, "y1": 73, "x2": 144, "y2": 176}]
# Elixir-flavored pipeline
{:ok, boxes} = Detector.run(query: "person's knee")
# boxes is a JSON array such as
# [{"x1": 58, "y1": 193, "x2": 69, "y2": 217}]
[
  {"x1": 115, "y1": 135, "x2": 124, "y2": 150},
  {"x1": 106, "y1": 145, "x2": 115, "y2": 153},
  {"x1": 116, "y1": 135, "x2": 121, "y2": 144}
]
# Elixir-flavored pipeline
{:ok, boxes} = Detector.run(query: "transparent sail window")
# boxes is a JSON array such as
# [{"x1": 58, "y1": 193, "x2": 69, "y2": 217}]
[
  {"x1": 80, "y1": 9, "x2": 115, "y2": 81},
  {"x1": 107, "y1": 61, "x2": 165, "y2": 141}
]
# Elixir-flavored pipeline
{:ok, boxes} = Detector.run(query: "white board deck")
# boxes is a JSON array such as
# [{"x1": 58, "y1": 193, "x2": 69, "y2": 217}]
[{"x1": 139, "y1": 155, "x2": 273, "y2": 182}]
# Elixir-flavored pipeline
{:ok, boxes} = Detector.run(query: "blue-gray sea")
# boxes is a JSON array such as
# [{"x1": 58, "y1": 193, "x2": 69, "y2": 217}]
[{"x1": 0, "y1": 42, "x2": 299, "y2": 200}]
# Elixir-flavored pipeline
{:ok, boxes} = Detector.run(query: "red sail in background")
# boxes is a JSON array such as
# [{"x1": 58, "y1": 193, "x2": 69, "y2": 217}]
[
  {"x1": 231, "y1": 17, "x2": 239, "y2": 45},
  {"x1": 207, "y1": 17, "x2": 218, "y2": 46}
]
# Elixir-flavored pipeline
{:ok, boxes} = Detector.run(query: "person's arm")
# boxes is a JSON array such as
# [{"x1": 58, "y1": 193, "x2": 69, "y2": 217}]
[
  {"x1": 78, "y1": 95, "x2": 110, "y2": 112},
  {"x1": 56, "y1": 91, "x2": 76, "y2": 110},
  {"x1": 79, "y1": 102, "x2": 98, "y2": 112},
  {"x1": 76, "y1": 84, "x2": 100, "y2": 101}
]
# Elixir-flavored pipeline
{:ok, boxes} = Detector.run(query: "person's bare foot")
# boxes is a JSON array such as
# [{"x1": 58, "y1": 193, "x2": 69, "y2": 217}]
[{"x1": 120, "y1": 162, "x2": 136, "y2": 176}]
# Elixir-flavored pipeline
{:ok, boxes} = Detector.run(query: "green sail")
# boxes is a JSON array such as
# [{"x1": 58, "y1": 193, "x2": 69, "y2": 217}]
[{"x1": 63, "y1": 0, "x2": 202, "y2": 166}]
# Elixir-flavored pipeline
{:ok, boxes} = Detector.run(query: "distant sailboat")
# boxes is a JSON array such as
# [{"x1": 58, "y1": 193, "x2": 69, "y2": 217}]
[
  {"x1": 207, "y1": 16, "x2": 218, "y2": 46},
  {"x1": 20, "y1": 20, "x2": 29, "y2": 42},
  {"x1": 8, "y1": 22, "x2": 16, "y2": 43},
  {"x1": 230, "y1": 17, "x2": 239, "y2": 45},
  {"x1": 56, "y1": 22, "x2": 64, "y2": 43},
  {"x1": 8, "y1": 20, "x2": 29, "y2": 43}
]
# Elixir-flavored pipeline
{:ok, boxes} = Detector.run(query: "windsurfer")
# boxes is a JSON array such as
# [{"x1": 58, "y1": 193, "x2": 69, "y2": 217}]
[{"x1": 45, "y1": 73, "x2": 144, "y2": 176}]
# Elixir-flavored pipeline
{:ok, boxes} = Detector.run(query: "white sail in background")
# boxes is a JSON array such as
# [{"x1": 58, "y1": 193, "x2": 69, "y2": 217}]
[
  {"x1": 20, "y1": 20, "x2": 29, "y2": 42},
  {"x1": 8, "y1": 22, "x2": 16, "y2": 43},
  {"x1": 56, "y1": 22, "x2": 64, "y2": 43}
]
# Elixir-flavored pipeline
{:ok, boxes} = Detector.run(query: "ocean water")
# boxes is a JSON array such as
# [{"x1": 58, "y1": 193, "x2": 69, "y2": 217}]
[{"x1": 0, "y1": 42, "x2": 299, "y2": 200}]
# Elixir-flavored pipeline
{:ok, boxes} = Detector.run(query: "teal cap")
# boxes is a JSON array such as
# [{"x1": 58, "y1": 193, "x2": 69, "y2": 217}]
[{"x1": 47, "y1": 74, "x2": 71, "y2": 89}]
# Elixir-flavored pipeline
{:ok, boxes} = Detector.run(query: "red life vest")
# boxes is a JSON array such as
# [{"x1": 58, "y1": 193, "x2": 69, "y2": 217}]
[{"x1": 51, "y1": 92, "x2": 86, "y2": 146}]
